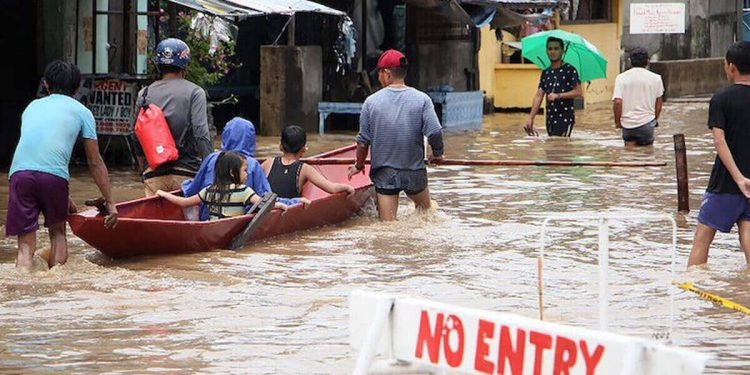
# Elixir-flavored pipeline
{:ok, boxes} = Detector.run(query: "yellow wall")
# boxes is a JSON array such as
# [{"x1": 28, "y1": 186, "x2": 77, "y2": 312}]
[
  {"x1": 478, "y1": 27, "x2": 500, "y2": 103},
  {"x1": 560, "y1": 22, "x2": 621, "y2": 105},
  {"x1": 493, "y1": 64, "x2": 541, "y2": 108},
  {"x1": 480, "y1": 0, "x2": 623, "y2": 108}
]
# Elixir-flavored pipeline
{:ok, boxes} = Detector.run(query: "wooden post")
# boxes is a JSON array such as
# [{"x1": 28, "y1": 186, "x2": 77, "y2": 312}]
[{"x1": 674, "y1": 134, "x2": 689, "y2": 212}]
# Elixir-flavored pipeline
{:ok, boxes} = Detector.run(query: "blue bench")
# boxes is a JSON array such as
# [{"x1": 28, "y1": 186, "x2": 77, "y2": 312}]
[
  {"x1": 318, "y1": 101, "x2": 363, "y2": 134},
  {"x1": 426, "y1": 90, "x2": 483, "y2": 131}
]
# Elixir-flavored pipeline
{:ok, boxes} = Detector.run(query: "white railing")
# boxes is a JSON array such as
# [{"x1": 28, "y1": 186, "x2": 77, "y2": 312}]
[{"x1": 539, "y1": 212, "x2": 677, "y2": 336}]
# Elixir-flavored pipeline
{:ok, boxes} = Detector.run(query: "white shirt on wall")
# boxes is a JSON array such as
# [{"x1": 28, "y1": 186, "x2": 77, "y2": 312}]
[{"x1": 612, "y1": 67, "x2": 664, "y2": 129}]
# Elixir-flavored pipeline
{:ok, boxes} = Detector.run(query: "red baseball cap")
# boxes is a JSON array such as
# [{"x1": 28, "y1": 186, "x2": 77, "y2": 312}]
[{"x1": 377, "y1": 49, "x2": 408, "y2": 69}]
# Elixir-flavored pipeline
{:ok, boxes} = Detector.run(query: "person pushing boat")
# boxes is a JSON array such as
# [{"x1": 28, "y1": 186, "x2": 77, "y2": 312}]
[
  {"x1": 347, "y1": 49, "x2": 444, "y2": 221},
  {"x1": 6, "y1": 61, "x2": 118, "y2": 270}
]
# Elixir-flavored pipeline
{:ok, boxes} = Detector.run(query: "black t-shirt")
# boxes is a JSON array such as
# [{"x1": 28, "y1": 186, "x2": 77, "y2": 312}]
[
  {"x1": 706, "y1": 84, "x2": 750, "y2": 194},
  {"x1": 538, "y1": 63, "x2": 580, "y2": 129}
]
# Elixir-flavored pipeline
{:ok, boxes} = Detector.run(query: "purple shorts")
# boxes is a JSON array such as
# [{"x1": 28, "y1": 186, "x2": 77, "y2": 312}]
[
  {"x1": 697, "y1": 192, "x2": 750, "y2": 233},
  {"x1": 6, "y1": 171, "x2": 69, "y2": 236}
]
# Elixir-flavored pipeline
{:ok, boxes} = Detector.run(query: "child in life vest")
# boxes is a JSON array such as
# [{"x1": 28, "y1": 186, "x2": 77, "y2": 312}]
[{"x1": 158, "y1": 151, "x2": 287, "y2": 219}]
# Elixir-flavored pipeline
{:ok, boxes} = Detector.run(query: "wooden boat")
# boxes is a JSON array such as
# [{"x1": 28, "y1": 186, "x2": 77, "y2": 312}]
[{"x1": 68, "y1": 145, "x2": 373, "y2": 258}]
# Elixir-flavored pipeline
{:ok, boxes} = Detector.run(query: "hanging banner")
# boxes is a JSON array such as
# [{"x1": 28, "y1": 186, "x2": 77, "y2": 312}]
[
  {"x1": 630, "y1": 3, "x2": 686, "y2": 34},
  {"x1": 88, "y1": 80, "x2": 137, "y2": 135}
]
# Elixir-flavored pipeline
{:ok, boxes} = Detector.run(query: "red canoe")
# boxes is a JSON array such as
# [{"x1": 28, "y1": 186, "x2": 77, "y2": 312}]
[{"x1": 68, "y1": 145, "x2": 373, "y2": 258}]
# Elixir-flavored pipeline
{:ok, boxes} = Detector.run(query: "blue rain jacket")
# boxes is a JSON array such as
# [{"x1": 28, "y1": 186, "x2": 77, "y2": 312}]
[{"x1": 181, "y1": 117, "x2": 298, "y2": 220}]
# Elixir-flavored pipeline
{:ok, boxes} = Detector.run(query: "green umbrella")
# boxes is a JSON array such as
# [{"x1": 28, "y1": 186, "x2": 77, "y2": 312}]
[{"x1": 521, "y1": 29, "x2": 607, "y2": 82}]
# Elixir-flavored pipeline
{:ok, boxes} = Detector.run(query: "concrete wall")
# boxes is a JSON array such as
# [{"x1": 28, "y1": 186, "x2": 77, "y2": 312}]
[
  {"x1": 621, "y1": 0, "x2": 740, "y2": 62},
  {"x1": 406, "y1": 7, "x2": 479, "y2": 92},
  {"x1": 260, "y1": 46, "x2": 323, "y2": 136},
  {"x1": 42, "y1": 0, "x2": 77, "y2": 66},
  {"x1": 650, "y1": 58, "x2": 726, "y2": 99}
]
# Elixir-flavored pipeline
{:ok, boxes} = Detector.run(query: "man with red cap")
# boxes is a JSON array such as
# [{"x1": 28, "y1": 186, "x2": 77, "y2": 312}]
[{"x1": 348, "y1": 49, "x2": 444, "y2": 221}]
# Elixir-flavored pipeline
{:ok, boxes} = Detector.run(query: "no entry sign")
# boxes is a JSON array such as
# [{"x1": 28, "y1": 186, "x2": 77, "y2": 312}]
[{"x1": 350, "y1": 291, "x2": 707, "y2": 374}]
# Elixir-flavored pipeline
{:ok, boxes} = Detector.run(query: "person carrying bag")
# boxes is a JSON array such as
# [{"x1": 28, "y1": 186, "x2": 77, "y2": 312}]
[{"x1": 132, "y1": 38, "x2": 212, "y2": 196}]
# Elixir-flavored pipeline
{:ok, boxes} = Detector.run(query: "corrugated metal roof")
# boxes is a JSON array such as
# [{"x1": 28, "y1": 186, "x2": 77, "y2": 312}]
[
  {"x1": 167, "y1": 0, "x2": 346, "y2": 18},
  {"x1": 462, "y1": 0, "x2": 567, "y2": 8},
  {"x1": 408, "y1": 0, "x2": 568, "y2": 9}
]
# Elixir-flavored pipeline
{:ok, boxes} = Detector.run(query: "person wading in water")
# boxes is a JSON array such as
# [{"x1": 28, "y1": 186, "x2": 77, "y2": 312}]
[
  {"x1": 348, "y1": 49, "x2": 444, "y2": 221},
  {"x1": 524, "y1": 36, "x2": 583, "y2": 137}
]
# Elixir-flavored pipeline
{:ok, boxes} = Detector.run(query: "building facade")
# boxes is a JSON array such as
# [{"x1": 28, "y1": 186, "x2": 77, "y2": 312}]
[
  {"x1": 621, "y1": 0, "x2": 741, "y2": 62},
  {"x1": 481, "y1": 0, "x2": 624, "y2": 109}
]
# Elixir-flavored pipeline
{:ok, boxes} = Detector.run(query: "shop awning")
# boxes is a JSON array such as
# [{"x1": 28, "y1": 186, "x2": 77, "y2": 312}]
[{"x1": 167, "y1": 0, "x2": 346, "y2": 18}]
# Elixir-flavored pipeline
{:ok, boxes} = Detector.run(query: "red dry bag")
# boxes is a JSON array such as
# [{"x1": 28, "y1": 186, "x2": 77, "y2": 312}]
[{"x1": 134, "y1": 86, "x2": 178, "y2": 170}]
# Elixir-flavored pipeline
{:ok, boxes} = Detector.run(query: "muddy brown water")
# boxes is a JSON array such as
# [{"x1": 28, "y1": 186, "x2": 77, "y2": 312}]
[{"x1": 1, "y1": 102, "x2": 749, "y2": 373}]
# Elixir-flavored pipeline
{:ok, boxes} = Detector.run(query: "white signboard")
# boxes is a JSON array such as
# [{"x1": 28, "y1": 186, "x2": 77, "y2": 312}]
[
  {"x1": 88, "y1": 80, "x2": 137, "y2": 135},
  {"x1": 630, "y1": 3, "x2": 686, "y2": 34},
  {"x1": 350, "y1": 291, "x2": 708, "y2": 374}
]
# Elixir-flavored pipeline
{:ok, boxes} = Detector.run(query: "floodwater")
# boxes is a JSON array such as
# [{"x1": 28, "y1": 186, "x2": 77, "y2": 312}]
[{"x1": 1, "y1": 101, "x2": 749, "y2": 373}]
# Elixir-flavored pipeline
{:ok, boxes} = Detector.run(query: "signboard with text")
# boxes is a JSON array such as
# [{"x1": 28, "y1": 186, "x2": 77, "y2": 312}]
[
  {"x1": 630, "y1": 3, "x2": 686, "y2": 34},
  {"x1": 350, "y1": 291, "x2": 707, "y2": 374},
  {"x1": 88, "y1": 80, "x2": 137, "y2": 135}
]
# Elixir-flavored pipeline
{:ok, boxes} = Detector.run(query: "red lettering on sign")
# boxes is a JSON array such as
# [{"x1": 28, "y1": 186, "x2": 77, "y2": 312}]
[
  {"x1": 580, "y1": 341, "x2": 605, "y2": 375},
  {"x1": 443, "y1": 315, "x2": 465, "y2": 368},
  {"x1": 474, "y1": 319, "x2": 494, "y2": 373},
  {"x1": 499, "y1": 326, "x2": 525, "y2": 375},
  {"x1": 553, "y1": 336, "x2": 577, "y2": 375},
  {"x1": 530, "y1": 331, "x2": 552, "y2": 375},
  {"x1": 415, "y1": 311, "x2": 443, "y2": 363},
  {"x1": 95, "y1": 80, "x2": 121, "y2": 91}
]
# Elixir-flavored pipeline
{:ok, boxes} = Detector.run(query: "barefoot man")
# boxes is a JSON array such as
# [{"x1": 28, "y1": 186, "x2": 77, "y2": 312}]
[
  {"x1": 6, "y1": 61, "x2": 118, "y2": 270},
  {"x1": 347, "y1": 49, "x2": 444, "y2": 221},
  {"x1": 688, "y1": 42, "x2": 750, "y2": 267}
]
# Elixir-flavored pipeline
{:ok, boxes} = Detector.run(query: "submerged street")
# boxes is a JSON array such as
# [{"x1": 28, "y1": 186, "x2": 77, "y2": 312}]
[{"x1": 1, "y1": 102, "x2": 748, "y2": 373}]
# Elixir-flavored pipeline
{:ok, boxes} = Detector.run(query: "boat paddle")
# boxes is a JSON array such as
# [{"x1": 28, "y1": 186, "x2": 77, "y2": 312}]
[{"x1": 228, "y1": 192, "x2": 278, "y2": 250}]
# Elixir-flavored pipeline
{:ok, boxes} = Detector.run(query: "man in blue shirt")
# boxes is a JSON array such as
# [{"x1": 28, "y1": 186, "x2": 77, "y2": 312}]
[{"x1": 6, "y1": 61, "x2": 118, "y2": 270}]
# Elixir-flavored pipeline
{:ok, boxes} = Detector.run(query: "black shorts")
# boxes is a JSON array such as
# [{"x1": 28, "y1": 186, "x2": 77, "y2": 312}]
[
  {"x1": 547, "y1": 121, "x2": 575, "y2": 137},
  {"x1": 622, "y1": 119, "x2": 656, "y2": 145},
  {"x1": 371, "y1": 167, "x2": 428, "y2": 196}
]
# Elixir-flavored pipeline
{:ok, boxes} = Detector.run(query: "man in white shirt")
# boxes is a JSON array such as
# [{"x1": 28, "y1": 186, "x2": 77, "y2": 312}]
[{"x1": 612, "y1": 47, "x2": 664, "y2": 146}]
